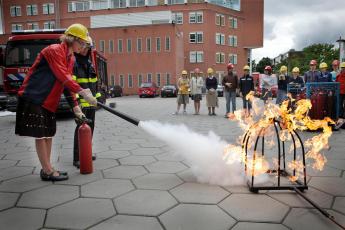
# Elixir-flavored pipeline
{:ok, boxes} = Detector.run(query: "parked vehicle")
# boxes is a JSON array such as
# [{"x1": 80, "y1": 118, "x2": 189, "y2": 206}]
[
  {"x1": 2, "y1": 29, "x2": 108, "y2": 112},
  {"x1": 108, "y1": 85, "x2": 123, "y2": 98},
  {"x1": 138, "y1": 82, "x2": 159, "y2": 98},
  {"x1": 161, "y1": 85, "x2": 178, "y2": 97},
  {"x1": 217, "y1": 84, "x2": 224, "y2": 97},
  {"x1": 56, "y1": 94, "x2": 72, "y2": 114},
  {"x1": 0, "y1": 87, "x2": 7, "y2": 110}
]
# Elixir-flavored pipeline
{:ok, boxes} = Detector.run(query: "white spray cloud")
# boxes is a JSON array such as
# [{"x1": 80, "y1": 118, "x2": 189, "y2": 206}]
[{"x1": 139, "y1": 120, "x2": 246, "y2": 186}]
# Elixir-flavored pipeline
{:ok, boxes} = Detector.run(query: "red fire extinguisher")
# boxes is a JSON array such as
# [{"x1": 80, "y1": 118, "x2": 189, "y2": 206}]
[{"x1": 78, "y1": 122, "x2": 93, "y2": 174}]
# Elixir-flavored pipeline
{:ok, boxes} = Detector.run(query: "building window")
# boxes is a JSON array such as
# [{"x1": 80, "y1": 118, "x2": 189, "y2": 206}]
[
  {"x1": 173, "y1": 12, "x2": 183, "y2": 24},
  {"x1": 43, "y1": 3, "x2": 54, "y2": 15},
  {"x1": 128, "y1": 74, "x2": 133, "y2": 88},
  {"x1": 129, "y1": 0, "x2": 145, "y2": 7},
  {"x1": 168, "y1": 0, "x2": 184, "y2": 5},
  {"x1": 138, "y1": 74, "x2": 143, "y2": 86},
  {"x1": 216, "y1": 52, "x2": 226, "y2": 63},
  {"x1": 189, "y1": 32, "x2": 203, "y2": 44},
  {"x1": 156, "y1": 37, "x2": 161, "y2": 52},
  {"x1": 11, "y1": 24, "x2": 23, "y2": 32},
  {"x1": 27, "y1": 22, "x2": 39, "y2": 30},
  {"x1": 109, "y1": 40, "x2": 114, "y2": 53},
  {"x1": 68, "y1": 1, "x2": 90, "y2": 12},
  {"x1": 43, "y1": 21, "x2": 55, "y2": 29},
  {"x1": 228, "y1": 35, "x2": 238, "y2": 47},
  {"x1": 147, "y1": 73, "x2": 152, "y2": 83},
  {"x1": 166, "y1": 73, "x2": 171, "y2": 85},
  {"x1": 229, "y1": 53, "x2": 238, "y2": 64},
  {"x1": 111, "y1": 74, "x2": 115, "y2": 86},
  {"x1": 26, "y1": 5, "x2": 38, "y2": 16},
  {"x1": 118, "y1": 39, "x2": 123, "y2": 53},
  {"x1": 146, "y1": 38, "x2": 151, "y2": 52},
  {"x1": 190, "y1": 51, "x2": 204, "y2": 63},
  {"x1": 92, "y1": 0, "x2": 108, "y2": 10},
  {"x1": 119, "y1": 74, "x2": 124, "y2": 87},
  {"x1": 156, "y1": 73, "x2": 161, "y2": 87},
  {"x1": 110, "y1": 0, "x2": 126, "y2": 8},
  {"x1": 10, "y1": 6, "x2": 21, "y2": 17},
  {"x1": 137, "y1": 38, "x2": 142, "y2": 52},
  {"x1": 127, "y1": 39, "x2": 132, "y2": 53},
  {"x1": 189, "y1": 11, "x2": 203, "y2": 24},
  {"x1": 99, "y1": 40, "x2": 105, "y2": 52},
  {"x1": 216, "y1": 14, "x2": 225, "y2": 26},
  {"x1": 165, "y1": 37, "x2": 171, "y2": 51},
  {"x1": 216, "y1": 33, "x2": 225, "y2": 45},
  {"x1": 229, "y1": 17, "x2": 238, "y2": 29}
]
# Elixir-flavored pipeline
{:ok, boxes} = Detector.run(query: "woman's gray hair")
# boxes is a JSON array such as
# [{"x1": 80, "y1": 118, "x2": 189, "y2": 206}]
[{"x1": 60, "y1": 34, "x2": 78, "y2": 45}]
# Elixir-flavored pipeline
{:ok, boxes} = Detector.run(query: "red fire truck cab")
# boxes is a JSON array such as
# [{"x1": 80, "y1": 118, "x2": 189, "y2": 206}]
[{"x1": 2, "y1": 29, "x2": 108, "y2": 112}]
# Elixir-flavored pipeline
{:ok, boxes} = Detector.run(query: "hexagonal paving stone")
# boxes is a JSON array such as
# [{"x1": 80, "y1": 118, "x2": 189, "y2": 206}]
[
  {"x1": 45, "y1": 198, "x2": 115, "y2": 230},
  {"x1": 223, "y1": 185, "x2": 252, "y2": 194},
  {"x1": 93, "y1": 158, "x2": 119, "y2": 170},
  {"x1": 0, "y1": 192, "x2": 19, "y2": 211},
  {"x1": 170, "y1": 183, "x2": 230, "y2": 204},
  {"x1": 97, "y1": 150, "x2": 131, "y2": 159},
  {"x1": 81, "y1": 179, "x2": 134, "y2": 198},
  {"x1": 55, "y1": 170, "x2": 102, "y2": 186},
  {"x1": 159, "y1": 204, "x2": 236, "y2": 230},
  {"x1": 89, "y1": 215, "x2": 163, "y2": 230},
  {"x1": 333, "y1": 197, "x2": 345, "y2": 214},
  {"x1": 0, "y1": 166, "x2": 34, "y2": 181},
  {"x1": 110, "y1": 143, "x2": 139, "y2": 151},
  {"x1": 284, "y1": 208, "x2": 345, "y2": 230},
  {"x1": 119, "y1": 155, "x2": 156, "y2": 165},
  {"x1": 133, "y1": 173, "x2": 183, "y2": 190},
  {"x1": 114, "y1": 190, "x2": 177, "y2": 216},
  {"x1": 17, "y1": 185, "x2": 79, "y2": 209},
  {"x1": 231, "y1": 222, "x2": 289, "y2": 230},
  {"x1": 326, "y1": 159, "x2": 345, "y2": 170},
  {"x1": 309, "y1": 177, "x2": 345, "y2": 196},
  {"x1": 307, "y1": 166, "x2": 342, "y2": 177},
  {"x1": 219, "y1": 194, "x2": 289, "y2": 223},
  {"x1": 0, "y1": 207, "x2": 45, "y2": 230},
  {"x1": 0, "y1": 175, "x2": 49, "y2": 192},
  {"x1": 146, "y1": 161, "x2": 188, "y2": 174},
  {"x1": 139, "y1": 142, "x2": 166, "y2": 148},
  {"x1": 177, "y1": 169, "x2": 198, "y2": 183},
  {"x1": 103, "y1": 165, "x2": 147, "y2": 179},
  {"x1": 0, "y1": 160, "x2": 17, "y2": 169},
  {"x1": 155, "y1": 152, "x2": 185, "y2": 162},
  {"x1": 131, "y1": 148, "x2": 163, "y2": 156}
]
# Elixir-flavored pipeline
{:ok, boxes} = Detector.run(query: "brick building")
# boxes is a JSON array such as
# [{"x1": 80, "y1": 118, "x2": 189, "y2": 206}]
[{"x1": 0, "y1": 0, "x2": 263, "y2": 95}]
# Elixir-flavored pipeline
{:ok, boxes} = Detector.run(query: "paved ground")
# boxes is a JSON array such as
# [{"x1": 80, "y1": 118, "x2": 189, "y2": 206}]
[{"x1": 0, "y1": 96, "x2": 345, "y2": 230}]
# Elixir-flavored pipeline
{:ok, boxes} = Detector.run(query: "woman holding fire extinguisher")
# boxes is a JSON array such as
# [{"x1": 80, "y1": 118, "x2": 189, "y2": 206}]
[{"x1": 15, "y1": 24, "x2": 97, "y2": 181}]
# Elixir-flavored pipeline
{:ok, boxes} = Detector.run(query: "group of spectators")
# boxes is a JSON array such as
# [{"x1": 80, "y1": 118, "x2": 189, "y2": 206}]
[{"x1": 173, "y1": 59, "x2": 345, "y2": 119}]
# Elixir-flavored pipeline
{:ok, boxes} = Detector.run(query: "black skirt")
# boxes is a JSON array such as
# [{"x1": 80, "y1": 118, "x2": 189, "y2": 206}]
[{"x1": 15, "y1": 97, "x2": 56, "y2": 138}]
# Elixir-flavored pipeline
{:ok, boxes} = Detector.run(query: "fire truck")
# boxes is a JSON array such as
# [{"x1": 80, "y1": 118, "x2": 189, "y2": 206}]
[{"x1": 1, "y1": 29, "x2": 108, "y2": 112}]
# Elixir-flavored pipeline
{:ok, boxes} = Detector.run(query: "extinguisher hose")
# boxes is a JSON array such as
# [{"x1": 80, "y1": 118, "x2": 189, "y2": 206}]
[{"x1": 97, "y1": 102, "x2": 140, "y2": 126}]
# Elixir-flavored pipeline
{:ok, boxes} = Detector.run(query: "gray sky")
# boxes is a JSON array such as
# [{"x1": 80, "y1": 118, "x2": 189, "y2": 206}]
[{"x1": 252, "y1": 0, "x2": 345, "y2": 61}]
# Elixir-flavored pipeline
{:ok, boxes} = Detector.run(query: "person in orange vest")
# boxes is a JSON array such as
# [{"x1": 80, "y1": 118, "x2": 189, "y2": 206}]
[{"x1": 15, "y1": 24, "x2": 97, "y2": 181}]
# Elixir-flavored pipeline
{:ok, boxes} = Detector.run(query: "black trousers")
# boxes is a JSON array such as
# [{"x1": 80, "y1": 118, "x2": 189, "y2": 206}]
[{"x1": 73, "y1": 108, "x2": 96, "y2": 162}]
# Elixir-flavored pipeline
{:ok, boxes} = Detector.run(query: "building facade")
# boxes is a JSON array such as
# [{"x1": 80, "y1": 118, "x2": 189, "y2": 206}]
[{"x1": 0, "y1": 0, "x2": 263, "y2": 95}]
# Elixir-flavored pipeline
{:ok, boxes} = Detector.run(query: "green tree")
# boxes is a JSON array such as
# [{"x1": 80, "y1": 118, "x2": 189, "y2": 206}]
[{"x1": 256, "y1": 57, "x2": 273, "y2": 73}]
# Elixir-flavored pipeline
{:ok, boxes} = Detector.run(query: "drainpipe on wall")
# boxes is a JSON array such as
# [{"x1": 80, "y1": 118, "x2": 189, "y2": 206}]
[
  {"x1": 55, "y1": 0, "x2": 60, "y2": 28},
  {"x1": 248, "y1": 48, "x2": 252, "y2": 75},
  {"x1": 0, "y1": 0, "x2": 4, "y2": 34}
]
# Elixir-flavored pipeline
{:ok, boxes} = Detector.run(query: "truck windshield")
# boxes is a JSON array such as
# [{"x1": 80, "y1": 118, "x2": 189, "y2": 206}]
[{"x1": 5, "y1": 39, "x2": 59, "y2": 67}]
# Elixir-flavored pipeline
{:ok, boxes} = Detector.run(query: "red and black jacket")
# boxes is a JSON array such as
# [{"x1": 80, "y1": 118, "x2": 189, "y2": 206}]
[{"x1": 18, "y1": 43, "x2": 82, "y2": 112}]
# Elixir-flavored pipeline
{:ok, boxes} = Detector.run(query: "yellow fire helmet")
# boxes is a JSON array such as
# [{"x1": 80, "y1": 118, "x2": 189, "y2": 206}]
[
  {"x1": 319, "y1": 62, "x2": 328, "y2": 69},
  {"x1": 243, "y1": 65, "x2": 250, "y2": 70},
  {"x1": 340, "y1": 62, "x2": 345, "y2": 68},
  {"x1": 181, "y1": 70, "x2": 188, "y2": 75},
  {"x1": 207, "y1": 68, "x2": 214, "y2": 74},
  {"x1": 280, "y1": 65, "x2": 287, "y2": 72},
  {"x1": 65, "y1": 23, "x2": 89, "y2": 42},
  {"x1": 292, "y1": 67, "x2": 300, "y2": 73}
]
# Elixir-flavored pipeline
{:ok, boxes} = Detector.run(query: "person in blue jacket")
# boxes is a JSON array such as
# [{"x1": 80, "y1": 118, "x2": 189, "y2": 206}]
[{"x1": 318, "y1": 62, "x2": 332, "y2": 82}]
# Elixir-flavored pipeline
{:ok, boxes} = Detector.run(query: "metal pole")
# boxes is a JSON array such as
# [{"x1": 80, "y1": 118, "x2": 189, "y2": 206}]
[{"x1": 97, "y1": 102, "x2": 140, "y2": 126}]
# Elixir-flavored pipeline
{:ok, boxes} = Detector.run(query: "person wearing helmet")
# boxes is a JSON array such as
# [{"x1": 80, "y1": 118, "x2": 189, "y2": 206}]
[
  {"x1": 331, "y1": 60, "x2": 340, "y2": 82},
  {"x1": 318, "y1": 62, "x2": 332, "y2": 82},
  {"x1": 222, "y1": 63, "x2": 238, "y2": 118},
  {"x1": 173, "y1": 70, "x2": 190, "y2": 115},
  {"x1": 288, "y1": 67, "x2": 304, "y2": 98},
  {"x1": 304, "y1": 60, "x2": 321, "y2": 83},
  {"x1": 260, "y1": 66, "x2": 275, "y2": 104},
  {"x1": 15, "y1": 23, "x2": 97, "y2": 181},
  {"x1": 336, "y1": 62, "x2": 345, "y2": 118},
  {"x1": 239, "y1": 65, "x2": 254, "y2": 116},
  {"x1": 205, "y1": 68, "x2": 218, "y2": 115},
  {"x1": 190, "y1": 68, "x2": 204, "y2": 115},
  {"x1": 71, "y1": 37, "x2": 101, "y2": 168},
  {"x1": 276, "y1": 65, "x2": 290, "y2": 104}
]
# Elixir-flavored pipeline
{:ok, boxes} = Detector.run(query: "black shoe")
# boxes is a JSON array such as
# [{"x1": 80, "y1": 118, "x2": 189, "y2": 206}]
[
  {"x1": 212, "y1": 113, "x2": 216, "y2": 116},
  {"x1": 42, "y1": 169, "x2": 68, "y2": 176},
  {"x1": 40, "y1": 170, "x2": 68, "y2": 182},
  {"x1": 73, "y1": 161, "x2": 80, "y2": 169},
  {"x1": 92, "y1": 156, "x2": 96, "y2": 161}
]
